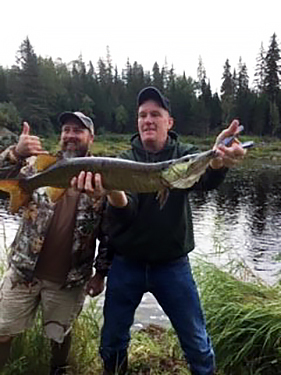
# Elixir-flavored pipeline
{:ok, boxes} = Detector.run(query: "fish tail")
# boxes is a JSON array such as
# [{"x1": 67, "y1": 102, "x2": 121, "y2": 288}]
[{"x1": 0, "y1": 180, "x2": 30, "y2": 213}]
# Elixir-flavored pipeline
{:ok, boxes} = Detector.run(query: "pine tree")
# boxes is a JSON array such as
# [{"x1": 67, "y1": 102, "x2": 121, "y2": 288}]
[
  {"x1": 264, "y1": 33, "x2": 280, "y2": 103},
  {"x1": 161, "y1": 57, "x2": 169, "y2": 90},
  {"x1": 235, "y1": 58, "x2": 253, "y2": 132},
  {"x1": 221, "y1": 59, "x2": 235, "y2": 124},
  {"x1": 12, "y1": 37, "x2": 52, "y2": 134},
  {"x1": 166, "y1": 65, "x2": 176, "y2": 96},
  {"x1": 254, "y1": 43, "x2": 266, "y2": 94},
  {"x1": 196, "y1": 55, "x2": 206, "y2": 96},
  {"x1": 152, "y1": 62, "x2": 163, "y2": 90},
  {"x1": 105, "y1": 45, "x2": 113, "y2": 86}
]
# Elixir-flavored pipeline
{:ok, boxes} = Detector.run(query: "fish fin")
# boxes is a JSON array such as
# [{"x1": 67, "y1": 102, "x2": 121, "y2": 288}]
[
  {"x1": 46, "y1": 187, "x2": 66, "y2": 203},
  {"x1": 156, "y1": 188, "x2": 170, "y2": 209},
  {"x1": 0, "y1": 180, "x2": 30, "y2": 213},
  {"x1": 35, "y1": 154, "x2": 58, "y2": 172}
]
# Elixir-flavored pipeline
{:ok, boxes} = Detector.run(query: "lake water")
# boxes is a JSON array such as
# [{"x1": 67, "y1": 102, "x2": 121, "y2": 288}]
[{"x1": 1, "y1": 160, "x2": 281, "y2": 329}]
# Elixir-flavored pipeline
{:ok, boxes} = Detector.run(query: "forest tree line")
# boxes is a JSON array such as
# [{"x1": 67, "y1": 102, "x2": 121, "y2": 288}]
[{"x1": 0, "y1": 33, "x2": 281, "y2": 138}]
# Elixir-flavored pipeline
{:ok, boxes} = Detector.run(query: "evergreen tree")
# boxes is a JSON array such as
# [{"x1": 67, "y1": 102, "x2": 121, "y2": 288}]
[
  {"x1": 71, "y1": 54, "x2": 88, "y2": 109},
  {"x1": 264, "y1": 33, "x2": 280, "y2": 103},
  {"x1": 172, "y1": 73, "x2": 197, "y2": 134},
  {"x1": 235, "y1": 57, "x2": 253, "y2": 132},
  {"x1": 209, "y1": 93, "x2": 222, "y2": 131},
  {"x1": 12, "y1": 37, "x2": 52, "y2": 134},
  {"x1": 194, "y1": 57, "x2": 213, "y2": 135},
  {"x1": 196, "y1": 56, "x2": 206, "y2": 96},
  {"x1": 97, "y1": 57, "x2": 107, "y2": 86},
  {"x1": 161, "y1": 57, "x2": 169, "y2": 90},
  {"x1": 152, "y1": 62, "x2": 163, "y2": 90},
  {"x1": 166, "y1": 65, "x2": 176, "y2": 98},
  {"x1": 221, "y1": 59, "x2": 235, "y2": 124},
  {"x1": 38, "y1": 57, "x2": 67, "y2": 125},
  {"x1": 254, "y1": 43, "x2": 266, "y2": 94},
  {"x1": 124, "y1": 61, "x2": 147, "y2": 132},
  {"x1": 105, "y1": 45, "x2": 113, "y2": 86}
]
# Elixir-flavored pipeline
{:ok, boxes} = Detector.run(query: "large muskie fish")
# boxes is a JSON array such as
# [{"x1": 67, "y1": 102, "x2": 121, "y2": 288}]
[{"x1": 0, "y1": 149, "x2": 218, "y2": 213}]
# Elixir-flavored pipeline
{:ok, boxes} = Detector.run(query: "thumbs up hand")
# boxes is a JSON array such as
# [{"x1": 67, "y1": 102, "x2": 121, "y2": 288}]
[{"x1": 14, "y1": 122, "x2": 48, "y2": 158}]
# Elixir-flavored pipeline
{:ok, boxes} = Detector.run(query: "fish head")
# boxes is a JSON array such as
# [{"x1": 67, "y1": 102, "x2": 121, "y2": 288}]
[{"x1": 162, "y1": 149, "x2": 218, "y2": 189}]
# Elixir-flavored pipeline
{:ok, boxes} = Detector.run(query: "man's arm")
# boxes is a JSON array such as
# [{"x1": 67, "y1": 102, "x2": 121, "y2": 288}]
[{"x1": 0, "y1": 122, "x2": 47, "y2": 177}]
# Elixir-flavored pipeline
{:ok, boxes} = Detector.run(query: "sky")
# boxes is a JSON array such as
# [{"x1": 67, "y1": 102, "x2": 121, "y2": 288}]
[{"x1": 1, "y1": 0, "x2": 280, "y2": 94}]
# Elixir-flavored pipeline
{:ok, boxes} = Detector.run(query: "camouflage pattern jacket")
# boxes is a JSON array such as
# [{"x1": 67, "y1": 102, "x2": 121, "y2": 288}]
[{"x1": 0, "y1": 145, "x2": 112, "y2": 288}]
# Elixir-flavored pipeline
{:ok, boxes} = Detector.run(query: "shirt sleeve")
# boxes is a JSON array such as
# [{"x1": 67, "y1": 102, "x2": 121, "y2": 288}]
[{"x1": 0, "y1": 145, "x2": 26, "y2": 178}]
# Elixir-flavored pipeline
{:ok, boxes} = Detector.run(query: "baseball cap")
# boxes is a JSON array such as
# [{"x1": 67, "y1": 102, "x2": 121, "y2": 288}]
[
  {"x1": 59, "y1": 111, "x2": 94, "y2": 135},
  {"x1": 137, "y1": 86, "x2": 171, "y2": 114}
]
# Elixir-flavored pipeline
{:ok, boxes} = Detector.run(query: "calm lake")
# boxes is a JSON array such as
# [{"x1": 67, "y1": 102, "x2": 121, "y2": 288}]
[{"x1": 0, "y1": 159, "x2": 281, "y2": 328}]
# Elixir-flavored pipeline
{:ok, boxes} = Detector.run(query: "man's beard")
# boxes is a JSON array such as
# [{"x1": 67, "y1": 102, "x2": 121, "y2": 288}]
[{"x1": 61, "y1": 142, "x2": 88, "y2": 158}]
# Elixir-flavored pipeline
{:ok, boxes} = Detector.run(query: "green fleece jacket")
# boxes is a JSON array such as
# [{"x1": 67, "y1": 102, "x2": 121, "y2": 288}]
[{"x1": 107, "y1": 131, "x2": 227, "y2": 263}]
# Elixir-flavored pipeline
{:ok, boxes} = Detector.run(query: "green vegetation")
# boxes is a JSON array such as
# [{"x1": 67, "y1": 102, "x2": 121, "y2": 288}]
[
  {"x1": 1, "y1": 257, "x2": 281, "y2": 374},
  {"x1": 193, "y1": 260, "x2": 281, "y2": 375},
  {"x1": 1, "y1": 33, "x2": 281, "y2": 140},
  {"x1": 38, "y1": 129, "x2": 281, "y2": 161},
  {"x1": 76, "y1": 133, "x2": 281, "y2": 162}
]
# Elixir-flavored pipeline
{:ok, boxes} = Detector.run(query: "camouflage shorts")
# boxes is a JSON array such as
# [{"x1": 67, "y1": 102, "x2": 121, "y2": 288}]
[{"x1": 0, "y1": 268, "x2": 86, "y2": 343}]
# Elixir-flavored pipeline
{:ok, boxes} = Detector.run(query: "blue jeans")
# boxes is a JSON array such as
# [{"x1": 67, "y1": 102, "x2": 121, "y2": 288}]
[{"x1": 100, "y1": 255, "x2": 215, "y2": 375}]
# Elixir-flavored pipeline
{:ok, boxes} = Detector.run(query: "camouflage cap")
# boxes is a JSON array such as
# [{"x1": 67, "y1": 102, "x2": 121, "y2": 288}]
[{"x1": 59, "y1": 111, "x2": 94, "y2": 135}]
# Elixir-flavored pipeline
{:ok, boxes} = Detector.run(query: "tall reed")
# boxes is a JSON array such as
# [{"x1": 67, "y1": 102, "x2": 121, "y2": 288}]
[{"x1": 193, "y1": 259, "x2": 281, "y2": 375}]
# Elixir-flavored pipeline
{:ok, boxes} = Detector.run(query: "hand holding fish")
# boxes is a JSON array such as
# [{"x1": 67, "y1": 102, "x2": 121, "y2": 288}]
[
  {"x1": 210, "y1": 119, "x2": 246, "y2": 169},
  {"x1": 71, "y1": 171, "x2": 128, "y2": 207},
  {"x1": 14, "y1": 122, "x2": 48, "y2": 158},
  {"x1": 71, "y1": 171, "x2": 107, "y2": 198}
]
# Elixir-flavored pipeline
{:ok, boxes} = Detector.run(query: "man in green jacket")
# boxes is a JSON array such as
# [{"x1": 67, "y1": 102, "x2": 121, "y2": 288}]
[
  {"x1": 74, "y1": 87, "x2": 246, "y2": 375},
  {"x1": 0, "y1": 112, "x2": 111, "y2": 375}
]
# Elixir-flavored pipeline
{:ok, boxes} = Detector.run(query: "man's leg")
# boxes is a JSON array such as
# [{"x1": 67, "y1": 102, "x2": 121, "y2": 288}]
[
  {"x1": 50, "y1": 332, "x2": 72, "y2": 375},
  {"x1": 150, "y1": 257, "x2": 215, "y2": 375},
  {"x1": 100, "y1": 256, "x2": 145, "y2": 375},
  {"x1": 0, "y1": 336, "x2": 12, "y2": 370},
  {"x1": 0, "y1": 268, "x2": 40, "y2": 370},
  {"x1": 40, "y1": 279, "x2": 85, "y2": 375}
]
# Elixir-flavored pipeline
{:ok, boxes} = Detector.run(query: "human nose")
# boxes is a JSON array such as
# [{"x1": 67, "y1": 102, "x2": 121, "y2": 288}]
[{"x1": 144, "y1": 114, "x2": 153, "y2": 124}]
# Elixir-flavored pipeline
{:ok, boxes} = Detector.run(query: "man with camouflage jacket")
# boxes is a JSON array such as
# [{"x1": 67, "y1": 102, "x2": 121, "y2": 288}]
[{"x1": 0, "y1": 112, "x2": 111, "y2": 375}]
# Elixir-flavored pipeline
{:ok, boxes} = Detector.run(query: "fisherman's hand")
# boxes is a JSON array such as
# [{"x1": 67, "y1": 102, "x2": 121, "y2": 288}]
[
  {"x1": 86, "y1": 273, "x2": 105, "y2": 297},
  {"x1": 210, "y1": 119, "x2": 246, "y2": 169},
  {"x1": 71, "y1": 171, "x2": 108, "y2": 198},
  {"x1": 15, "y1": 122, "x2": 48, "y2": 158},
  {"x1": 71, "y1": 171, "x2": 128, "y2": 207}
]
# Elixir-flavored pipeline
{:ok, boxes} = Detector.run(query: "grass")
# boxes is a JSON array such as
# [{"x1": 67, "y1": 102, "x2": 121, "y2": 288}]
[
  {"x1": 193, "y1": 259, "x2": 281, "y2": 375},
  {"x1": 2, "y1": 258, "x2": 281, "y2": 374},
  {"x1": 0, "y1": 298, "x2": 192, "y2": 375}
]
